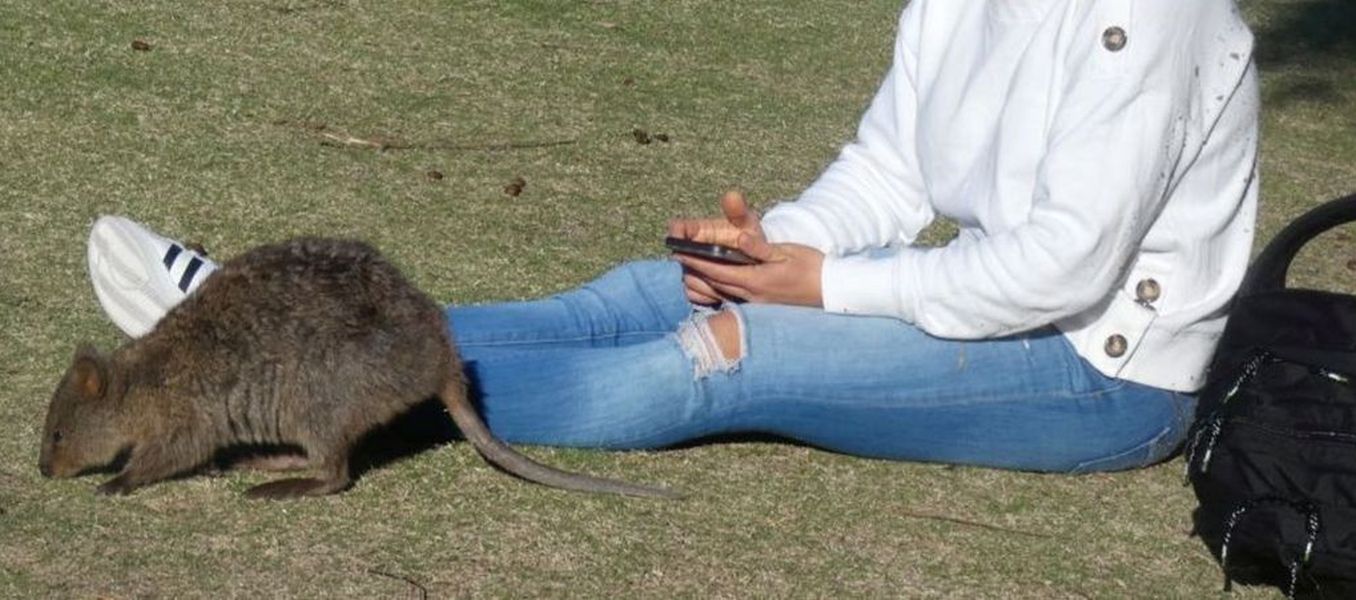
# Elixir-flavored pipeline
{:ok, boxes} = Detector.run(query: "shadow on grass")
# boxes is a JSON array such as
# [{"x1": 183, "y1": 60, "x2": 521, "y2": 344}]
[
  {"x1": 1262, "y1": 76, "x2": 1343, "y2": 107},
  {"x1": 1253, "y1": 0, "x2": 1356, "y2": 68},
  {"x1": 349, "y1": 397, "x2": 459, "y2": 479},
  {"x1": 344, "y1": 397, "x2": 819, "y2": 487},
  {"x1": 1250, "y1": 0, "x2": 1355, "y2": 108}
]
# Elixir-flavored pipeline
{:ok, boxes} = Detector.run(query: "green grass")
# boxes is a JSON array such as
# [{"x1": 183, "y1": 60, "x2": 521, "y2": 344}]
[{"x1": 1, "y1": 0, "x2": 1354, "y2": 597}]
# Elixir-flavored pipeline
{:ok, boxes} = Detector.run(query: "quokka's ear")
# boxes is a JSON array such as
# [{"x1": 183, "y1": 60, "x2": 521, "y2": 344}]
[{"x1": 71, "y1": 344, "x2": 109, "y2": 400}]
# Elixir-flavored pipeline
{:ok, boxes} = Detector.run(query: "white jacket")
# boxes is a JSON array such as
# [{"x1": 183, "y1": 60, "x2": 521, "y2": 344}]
[{"x1": 760, "y1": 0, "x2": 1260, "y2": 392}]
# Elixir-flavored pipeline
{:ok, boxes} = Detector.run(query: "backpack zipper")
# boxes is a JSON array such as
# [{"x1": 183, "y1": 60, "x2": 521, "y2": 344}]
[{"x1": 1186, "y1": 351, "x2": 1356, "y2": 477}]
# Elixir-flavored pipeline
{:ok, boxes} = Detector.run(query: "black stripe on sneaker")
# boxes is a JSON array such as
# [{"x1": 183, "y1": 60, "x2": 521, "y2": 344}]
[
  {"x1": 163, "y1": 244, "x2": 183, "y2": 268},
  {"x1": 178, "y1": 257, "x2": 203, "y2": 292}
]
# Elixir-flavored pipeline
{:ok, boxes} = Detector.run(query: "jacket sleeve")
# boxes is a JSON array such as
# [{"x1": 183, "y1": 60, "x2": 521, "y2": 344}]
[
  {"x1": 758, "y1": 4, "x2": 934, "y2": 255},
  {"x1": 818, "y1": 2, "x2": 1243, "y2": 339}
]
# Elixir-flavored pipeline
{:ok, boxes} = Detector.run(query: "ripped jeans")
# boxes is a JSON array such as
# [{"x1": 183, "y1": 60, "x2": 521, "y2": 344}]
[{"x1": 446, "y1": 260, "x2": 1196, "y2": 473}]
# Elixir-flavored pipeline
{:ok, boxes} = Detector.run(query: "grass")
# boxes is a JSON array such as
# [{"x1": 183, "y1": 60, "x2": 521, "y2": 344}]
[{"x1": 1, "y1": 0, "x2": 1354, "y2": 597}]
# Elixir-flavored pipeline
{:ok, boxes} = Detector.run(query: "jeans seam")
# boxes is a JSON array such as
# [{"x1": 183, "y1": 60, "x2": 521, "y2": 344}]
[
  {"x1": 456, "y1": 330, "x2": 673, "y2": 349},
  {"x1": 768, "y1": 386, "x2": 1129, "y2": 411},
  {"x1": 1068, "y1": 424, "x2": 1174, "y2": 474},
  {"x1": 1055, "y1": 378, "x2": 1127, "y2": 399}
]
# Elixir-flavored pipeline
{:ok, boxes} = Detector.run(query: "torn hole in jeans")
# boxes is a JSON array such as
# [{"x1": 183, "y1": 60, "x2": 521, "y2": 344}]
[{"x1": 675, "y1": 307, "x2": 746, "y2": 378}]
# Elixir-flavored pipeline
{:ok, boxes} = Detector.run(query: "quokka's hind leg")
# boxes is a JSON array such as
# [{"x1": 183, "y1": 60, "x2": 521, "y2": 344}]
[{"x1": 244, "y1": 451, "x2": 351, "y2": 500}]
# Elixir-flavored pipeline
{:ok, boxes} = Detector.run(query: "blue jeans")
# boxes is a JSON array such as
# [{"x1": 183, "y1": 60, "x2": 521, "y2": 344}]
[{"x1": 447, "y1": 260, "x2": 1196, "y2": 473}]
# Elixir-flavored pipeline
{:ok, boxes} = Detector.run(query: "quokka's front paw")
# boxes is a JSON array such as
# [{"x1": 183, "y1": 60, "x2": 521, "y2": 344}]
[{"x1": 96, "y1": 476, "x2": 137, "y2": 496}]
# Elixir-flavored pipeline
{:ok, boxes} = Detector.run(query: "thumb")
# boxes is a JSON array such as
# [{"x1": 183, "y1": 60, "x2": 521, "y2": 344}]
[{"x1": 720, "y1": 190, "x2": 759, "y2": 232}]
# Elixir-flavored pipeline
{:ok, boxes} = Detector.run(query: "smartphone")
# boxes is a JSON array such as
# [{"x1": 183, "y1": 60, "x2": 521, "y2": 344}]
[{"x1": 664, "y1": 236, "x2": 760, "y2": 265}]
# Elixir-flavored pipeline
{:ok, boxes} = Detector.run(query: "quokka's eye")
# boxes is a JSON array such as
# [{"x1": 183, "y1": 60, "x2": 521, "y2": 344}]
[{"x1": 52, "y1": 431, "x2": 63, "y2": 444}]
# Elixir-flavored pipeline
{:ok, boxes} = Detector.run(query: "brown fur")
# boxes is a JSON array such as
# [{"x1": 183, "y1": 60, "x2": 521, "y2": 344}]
[{"x1": 39, "y1": 238, "x2": 675, "y2": 499}]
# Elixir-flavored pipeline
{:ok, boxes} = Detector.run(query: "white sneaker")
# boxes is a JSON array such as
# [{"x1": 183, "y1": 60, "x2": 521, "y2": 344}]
[{"x1": 87, "y1": 216, "x2": 219, "y2": 337}]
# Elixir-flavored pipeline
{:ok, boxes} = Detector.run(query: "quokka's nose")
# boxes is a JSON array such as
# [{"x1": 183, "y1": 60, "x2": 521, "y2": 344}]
[{"x1": 39, "y1": 462, "x2": 53, "y2": 478}]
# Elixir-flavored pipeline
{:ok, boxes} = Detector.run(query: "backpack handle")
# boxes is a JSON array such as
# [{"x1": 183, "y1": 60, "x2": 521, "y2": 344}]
[{"x1": 1240, "y1": 192, "x2": 1356, "y2": 296}]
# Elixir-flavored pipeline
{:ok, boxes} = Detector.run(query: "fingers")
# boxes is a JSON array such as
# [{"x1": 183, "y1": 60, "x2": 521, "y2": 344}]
[
  {"x1": 705, "y1": 278, "x2": 753, "y2": 302},
  {"x1": 669, "y1": 189, "x2": 761, "y2": 242},
  {"x1": 682, "y1": 259, "x2": 753, "y2": 302},
  {"x1": 668, "y1": 218, "x2": 743, "y2": 248},
  {"x1": 686, "y1": 288, "x2": 723, "y2": 305},
  {"x1": 666, "y1": 218, "x2": 695, "y2": 239},
  {"x1": 675, "y1": 254, "x2": 749, "y2": 290},
  {"x1": 683, "y1": 273, "x2": 726, "y2": 305},
  {"x1": 684, "y1": 267, "x2": 754, "y2": 304}
]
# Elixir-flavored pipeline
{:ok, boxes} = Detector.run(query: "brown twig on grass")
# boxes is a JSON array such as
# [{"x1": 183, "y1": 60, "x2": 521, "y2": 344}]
[
  {"x1": 319, "y1": 131, "x2": 577, "y2": 152},
  {"x1": 436, "y1": 139, "x2": 577, "y2": 151},
  {"x1": 319, "y1": 131, "x2": 387, "y2": 149},
  {"x1": 272, "y1": 120, "x2": 576, "y2": 153},
  {"x1": 367, "y1": 567, "x2": 429, "y2": 600}
]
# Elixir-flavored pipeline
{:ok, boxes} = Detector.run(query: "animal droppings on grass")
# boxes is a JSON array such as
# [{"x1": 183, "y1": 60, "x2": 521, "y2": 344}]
[
  {"x1": 503, "y1": 176, "x2": 526, "y2": 197},
  {"x1": 426, "y1": 170, "x2": 444, "y2": 182},
  {"x1": 131, "y1": 39, "x2": 153, "y2": 52},
  {"x1": 632, "y1": 128, "x2": 672, "y2": 145},
  {"x1": 1347, "y1": 258, "x2": 1356, "y2": 272},
  {"x1": 623, "y1": 76, "x2": 636, "y2": 86}
]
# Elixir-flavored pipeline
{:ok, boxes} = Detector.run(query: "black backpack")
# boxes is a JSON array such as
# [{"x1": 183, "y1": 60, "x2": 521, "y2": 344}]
[{"x1": 1186, "y1": 193, "x2": 1356, "y2": 599}]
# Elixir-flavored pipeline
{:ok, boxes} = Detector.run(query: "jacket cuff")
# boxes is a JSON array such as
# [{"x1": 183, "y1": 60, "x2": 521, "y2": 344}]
[{"x1": 821, "y1": 249, "x2": 914, "y2": 322}]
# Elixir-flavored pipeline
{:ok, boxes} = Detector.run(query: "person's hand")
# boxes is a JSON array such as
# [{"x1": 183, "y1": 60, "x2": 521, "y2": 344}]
[
  {"x1": 667, "y1": 190, "x2": 824, "y2": 307},
  {"x1": 674, "y1": 240, "x2": 825, "y2": 307},
  {"x1": 667, "y1": 189, "x2": 765, "y2": 248},
  {"x1": 667, "y1": 190, "x2": 770, "y2": 305}
]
